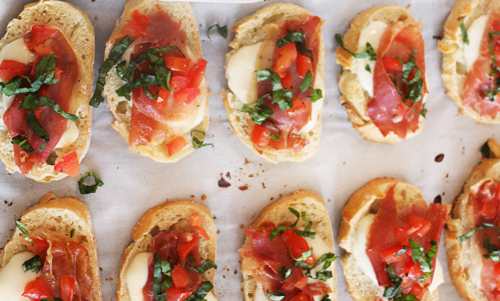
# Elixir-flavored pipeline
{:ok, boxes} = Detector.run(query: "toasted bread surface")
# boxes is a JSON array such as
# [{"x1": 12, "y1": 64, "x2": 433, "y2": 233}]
[
  {"x1": 240, "y1": 189, "x2": 337, "y2": 301},
  {"x1": 222, "y1": 3, "x2": 325, "y2": 163},
  {"x1": 338, "y1": 178, "x2": 442, "y2": 301},
  {"x1": 0, "y1": 193, "x2": 102, "y2": 301},
  {"x1": 335, "y1": 6, "x2": 426, "y2": 144},
  {"x1": 103, "y1": 0, "x2": 208, "y2": 163},
  {"x1": 116, "y1": 200, "x2": 216, "y2": 301},
  {"x1": 0, "y1": 0, "x2": 94, "y2": 182}
]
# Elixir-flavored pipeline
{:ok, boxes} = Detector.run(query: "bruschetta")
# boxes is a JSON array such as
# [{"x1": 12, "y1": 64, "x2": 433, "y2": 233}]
[
  {"x1": 0, "y1": 0, "x2": 94, "y2": 182},
  {"x1": 93, "y1": 0, "x2": 209, "y2": 162},
  {"x1": 339, "y1": 179, "x2": 450, "y2": 300},
  {"x1": 0, "y1": 193, "x2": 101, "y2": 301},
  {"x1": 116, "y1": 200, "x2": 217, "y2": 301},
  {"x1": 336, "y1": 6, "x2": 427, "y2": 143},
  {"x1": 439, "y1": 0, "x2": 500, "y2": 124},
  {"x1": 446, "y1": 139, "x2": 500, "y2": 301},
  {"x1": 222, "y1": 4, "x2": 325, "y2": 163},
  {"x1": 240, "y1": 190, "x2": 337, "y2": 301}
]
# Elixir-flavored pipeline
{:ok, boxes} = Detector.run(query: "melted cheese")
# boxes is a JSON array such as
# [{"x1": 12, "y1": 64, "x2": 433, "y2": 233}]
[
  {"x1": 55, "y1": 121, "x2": 79, "y2": 149},
  {"x1": 467, "y1": 236, "x2": 484, "y2": 288},
  {"x1": 353, "y1": 21, "x2": 388, "y2": 99},
  {"x1": 463, "y1": 15, "x2": 489, "y2": 72},
  {"x1": 304, "y1": 236, "x2": 335, "y2": 301},
  {"x1": 300, "y1": 73, "x2": 324, "y2": 134},
  {"x1": 0, "y1": 252, "x2": 41, "y2": 301},
  {"x1": 121, "y1": 41, "x2": 138, "y2": 67},
  {"x1": 226, "y1": 42, "x2": 263, "y2": 104},
  {"x1": 352, "y1": 214, "x2": 378, "y2": 284},
  {"x1": 205, "y1": 292, "x2": 218, "y2": 301},
  {"x1": 125, "y1": 252, "x2": 153, "y2": 301},
  {"x1": 429, "y1": 259, "x2": 443, "y2": 292},
  {"x1": 254, "y1": 283, "x2": 269, "y2": 301}
]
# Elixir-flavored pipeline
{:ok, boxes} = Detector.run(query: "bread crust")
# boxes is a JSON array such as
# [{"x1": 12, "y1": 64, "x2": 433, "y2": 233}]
[
  {"x1": 222, "y1": 3, "x2": 325, "y2": 163},
  {"x1": 0, "y1": 193, "x2": 102, "y2": 301},
  {"x1": 335, "y1": 6, "x2": 426, "y2": 144},
  {"x1": 103, "y1": 0, "x2": 208, "y2": 163},
  {"x1": 0, "y1": 0, "x2": 95, "y2": 182},
  {"x1": 445, "y1": 153, "x2": 500, "y2": 301},
  {"x1": 240, "y1": 189, "x2": 337, "y2": 301},
  {"x1": 116, "y1": 200, "x2": 216, "y2": 301},
  {"x1": 439, "y1": 0, "x2": 500, "y2": 124},
  {"x1": 339, "y1": 178, "x2": 446, "y2": 301}
]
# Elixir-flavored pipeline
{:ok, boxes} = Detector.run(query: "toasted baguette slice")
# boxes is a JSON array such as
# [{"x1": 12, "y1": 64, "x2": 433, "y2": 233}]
[
  {"x1": 445, "y1": 139, "x2": 500, "y2": 301},
  {"x1": 338, "y1": 178, "x2": 446, "y2": 301},
  {"x1": 222, "y1": 4, "x2": 325, "y2": 163},
  {"x1": 336, "y1": 6, "x2": 425, "y2": 144},
  {"x1": 439, "y1": 0, "x2": 500, "y2": 124},
  {"x1": 117, "y1": 200, "x2": 217, "y2": 301},
  {"x1": 240, "y1": 189, "x2": 337, "y2": 301},
  {"x1": 0, "y1": 0, "x2": 94, "y2": 182},
  {"x1": 0, "y1": 193, "x2": 102, "y2": 301},
  {"x1": 103, "y1": 0, "x2": 208, "y2": 163}
]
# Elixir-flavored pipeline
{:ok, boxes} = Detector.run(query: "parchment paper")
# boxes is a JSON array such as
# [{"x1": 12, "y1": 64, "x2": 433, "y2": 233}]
[{"x1": 0, "y1": 0, "x2": 498, "y2": 300}]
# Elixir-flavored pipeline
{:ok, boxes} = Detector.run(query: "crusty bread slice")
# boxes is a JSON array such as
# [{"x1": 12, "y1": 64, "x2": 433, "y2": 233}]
[
  {"x1": 240, "y1": 189, "x2": 337, "y2": 301},
  {"x1": 439, "y1": 0, "x2": 500, "y2": 124},
  {"x1": 338, "y1": 178, "x2": 445, "y2": 301},
  {"x1": 0, "y1": 0, "x2": 94, "y2": 182},
  {"x1": 222, "y1": 4, "x2": 325, "y2": 163},
  {"x1": 0, "y1": 193, "x2": 102, "y2": 301},
  {"x1": 103, "y1": 0, "x2": 208, "y2": 163},
  {"x1": 445, "y1": 139, "x2": 500, "y2": 301},
  {"x1": 116, "y1": 200, "x2": 217, "y2": 301},
  {"x1": 335, "y1": 6, "x2": 425, "y2": 144}
]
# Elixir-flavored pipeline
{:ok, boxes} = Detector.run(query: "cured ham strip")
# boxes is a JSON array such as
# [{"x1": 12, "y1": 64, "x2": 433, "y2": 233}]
[
  {"x1": 366, "y1": 21, "x2": 425, "y2": 139},
  {"x1": 462, "y1": 12, "x2": 500, "y2": 118}
]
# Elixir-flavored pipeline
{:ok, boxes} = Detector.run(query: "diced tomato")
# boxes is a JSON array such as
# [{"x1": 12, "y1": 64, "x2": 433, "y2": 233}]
[
  {"x1": 164, "y1": 287, "x2": 193, "y2": 301},
  {"x1": 289, "y1": 292, "x2": 310, "y2": 301},
  {"x1": 22, "y1": 277, "x2": 53, "y2": 301},
  {"x1": 0, "y1": 60, "x2": 27, "y2": 82},
  {"x1": 493, "y1": 24, "x2": 500, "y2": 32},
  {"x1": 26, "y1": 238, "x2": 49, "y2": 256},
  {"x1": 173, "y1": 88, "x2": 199, "y2": 106},
  {"x1": 171, "y1": 264, "x2": 188, "y2": 288},
  {"x1": 250, "y1": 124, "x2": 271, "y2": 148},
  {"x1": 481, "y1": 199, "x2": 500, "y2": 220},
  {"x1": 282, "y1": 229, "x2": 314, "y2": 265},
  {"x1": 296, "y1": 54, "x2": 313, "y2": 78},
  {"x1": 382, "y1": 58, "x2": 403, "y2": 72},
  {"x1": 54, "y1": 151, "x2": 80, "y2": 177},
  {"x1": 190, "y1": 213, "x2": 210, "y2": 240},
  {"x1": 381, "y1": 245, "x2": 406, "y2": 264},
  {"x1": 286, "y1": 98, "x2": 308, "y2": 117},
  {"x1": 157, "y1": 88, "x2": 171, "y2": 109},
  {"x1": 54, "y1": 67, "x2": 63, "y2": 80},
  {"x1": 170, "y1": 75, "x2": 190, "y2": 91},
  {"x1": 110, "y1": 10, "x2": 151, "y2": 42},
  {"x1": 405, "y1": 280, "x2": 424, "y2": 297},
  {"x1": 167, "y1": 136, "x2": 188, "y2": 157},
  {"x1": 30, "y1": 26, "x2": 58, "y2": 46},
  {"x1": 394, "y1": 227, "x2": 410, "y2": 246},
  {"x1": 60, "y1": 275, "x2": 76, "y2": 301},
  {"x1": 272, "y1": 43, "x2": 297, "y2": 78},
  {"x1": 176, "y1": 234, "x2": 200, "y2": 260},
  {"x1": 407, "y1": 215, "x2": 431, "y2": 237},
  {"x1": 187, "y1": 59, "x2": 207, "y2": 88},
  {"x1": 407, "y1": 262, "x2": 425, "y2": 279},
  {"x1": 164, "y1": 56, "x2": 191, "y2": 74},
  {"x1": 281, "y1": 74, "x2": 293, "y2": 89},
  {"x1": 394, "y1": 29, "x2": 414, "y2": 43}
]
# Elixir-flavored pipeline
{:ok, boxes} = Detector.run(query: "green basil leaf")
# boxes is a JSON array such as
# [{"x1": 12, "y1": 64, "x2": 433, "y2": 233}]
[
  {"x1": 256, "y1": 69, "x2": 283, "y2": 91},
  {"x1": 320, "y1": 295, "x2": 332, "y2": 301},
  {"x1": 300, "y1": 70, "x2": 313, "y2": 93},
  {"x1": 160, "y1": 277, "x2": 172, "y2": 293},
  {"x1": 309, "y1": 89, "x2": 323, "y2": 103},
  {"x1": 290, "y1": 247, "x2": 313, "y2": 262},
  {"x1": 278, "y1": 266, "x2": 292, "y2": 283},
  {"x1": 295, "y1": 253, "x2": 337, "y2": 281},
  {"x1": 409, "y1": 239, "x2": 435, "y2": 273},
  {"x1": 396, "y1": 246, "x2": 407, "y2": 256},
  {"x1": 335, "y1": 34, "x2": 376, "y2": 61},
  {"x1": 277, "y1": 30, "x2": 306, "y2": 48},
  {"x1": 195, "y1": 281, "x2": 213, "y2": 298},
  {"x1": 15, "y1": 215, "x2": 33, "y2": 246},
  {"x1": 269, "y1": 207, "x2": 300, "y2": 241},
  {"x1": 417, "y1": 271, "x2": 433, "y2": 283},
  {"x1": 70, "y1": 229, "x2": 75, "y2": 238},
  {"x1": 365, "y1": 64, "x2": 371, "y2": 74},
  {"x1": 161, "y1": 259, "x2": 172, "y2": 277},
  {"x1": 241, "y1": 94, "x2": 274, "y2": 125},
  {"x1": 383, "y1": 264, "x2": 403, "y2": 298},
  {"x1": 191, "y1": 130, "x2": 213, "y2": 149},
  {"x1": 208, "y1": 24, "x2": 228, "y2": 40},
  {"x1": 482, "y1": 141, "x2": 492, "y2": 158},
  {"x1": 393, "y1": 294, "x2": 419, "y2": 301},
  {"x1": 12, "y1": 111, "x2": 50, "y2": 153},
  {"x1": 35, "y1": 54, "x2": 59, "y2": 85},
  {"x1": 19, "y1": 92, "x2": 78, "y2": 122},
  {"x1": 22, "y1": 255, "x2": 42, "y2": 273},
  {"x1": 273, "y1": 89, "x2": 293, "y2": 110},
  {"x1": 460, "y1": 20, "x2": 469, "y2": 46},
  {"x1": 265, "y1": 122, "x2": 281, "y2": 140},
  {"x1": 457, "y1": 223, "x2": 500, "y2": 243},
  {"x1": 91, "y1": 36, "x2": 134, "y2": 107},
  {"x1": 189, "y1": 258, "x2": 218, "y2": 274},
  {"x1": 267, "y1": 290, "x2": 285, "y2": 301},
  {"x1": 78, "y1": 172, "x2": 104, "y2": 194},
  {"x1": 153, "y1": 253, "x2": 163, "y2": 296},
  {"x1": 295, "y1": 211, "x2": 316, "y2": 239},
  {"x1": 152, "y1": 62, "x2": 173, "y2": 92}
]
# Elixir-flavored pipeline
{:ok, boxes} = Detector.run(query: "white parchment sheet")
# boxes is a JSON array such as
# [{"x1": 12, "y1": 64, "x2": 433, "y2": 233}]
[{"x1": 0, "y1": 0, "x2": 499, "y2": 300}]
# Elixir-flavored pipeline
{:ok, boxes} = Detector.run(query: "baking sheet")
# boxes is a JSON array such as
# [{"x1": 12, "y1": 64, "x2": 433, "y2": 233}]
[{"x1": 0, "y1": 0, "x2": 498, "y2": 300}]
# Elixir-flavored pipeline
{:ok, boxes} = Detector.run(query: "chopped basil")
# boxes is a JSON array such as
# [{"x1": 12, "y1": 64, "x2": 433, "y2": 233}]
[
  {"x1": 70, "y1": 229, "x2": 75, "y2": 238},
  {"x1": 417, "y1": 271, "x2": 433, "y2": 283},
  {"x1": 290, "y1": 248, "x2": 313, "y2": 262},
  {"x1": 384, "y1": 264, "x2": 403, "y2": 298},
  {"x1": 269, "y1": 207, "x2": 300, "y2": 241},
  {"x1": 309, "y1": 89, "x2": 323, "y2": 103},
  {"x1": 12, "y1": 111, "x2": 50, "y2": 154},
  {"x1": 265, "y1": 122, "x2": 281, "y2": 140},
  {"x1": 266, "y1": 290, "x2": 285, "y2": 301},
  {"x1": 153, "y1": 253, "x2": 166, "y2": 301},
  {"x1": 482, "y1": 141, "x2": 492, "y2": 158},
  {"x1": 90, "y1": 35, "x2": 134, "y2": 107},
  {"x1": 189, "y1": 257, "x2": 218, "y2": 274},
  {"x1": 19, "y1": 92, "x2": 78, "y2": 122},
  {"x1": 22, "y1": 255, "x2": 42, "y2": 273},
  {"x1": 295, "y1": 211, "x2": 316, "y2": 239},
  {"x1": 365, "y1": 64, "x2": 371, "y2": 74},
  {"x1": 277, "y1": 30, "x2": 313, "y2": 60},
  {"x1": 396, "y1": 246, "x2": 407, "y2": 256},
  {"x1": 207, "y1": 24, "x2": 228, "y2": 40},
  {"x1": 15, "y1": 215, "x2": 33, "y2": 246},
  {"x1": 460, "y1": 20, "x2": 469, "y2": 46},
  {"x1": 191, "y1": 130, "x2": 213, "y2": 149},
  {"x1": 256, "y1": 69, "x2": 293, "y2": 110},
  {"x1": 483, "y1": 237, "x2": 500, "y2": 262},
  {"x1": 78, "y1": 172, "x2": 104, "y2": 194},
  {"x1": 457, "y1": 223, "x2": 500, "y2": 243},
  {"x1": 278, "y1": 266, "x2": 292, "y2": 283},
  {"x1": 294, "y1": 253, "x2": 337, "y2": 281},
  {"x1": 320, "y1": 295, "x2": 332, "y2": 301},
  {"x1": 300, "y1": 70, "x2": 313, "y2": 93},
  {"x1": 489, "y1": 31, "x2": 500, "y2": 77},
  {"x1": 241, "y1": 94, "x2": 274, "y2": 125},
  {"x1": 409, "y1": 239, "x2": 436, "y2": 274},
  {"x1": 393, "y1": 294, "x2": 419, "y2": 301},
  {"x1": 186, "y1": 281, "x2": 214, "y2": 301},
  {"x1": 335, "y1": 34, "x2": 376, "y2": 61}
]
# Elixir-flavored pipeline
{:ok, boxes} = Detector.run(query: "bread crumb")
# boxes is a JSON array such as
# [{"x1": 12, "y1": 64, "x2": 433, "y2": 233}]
[{"x1": 201, "y1": 194, "x2": 207, "y2": 201}]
